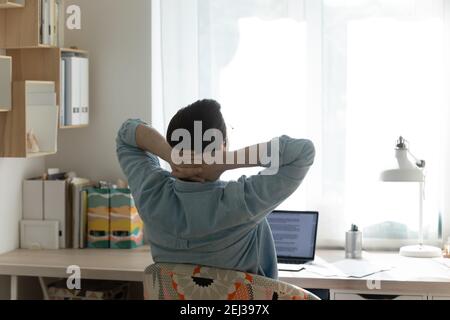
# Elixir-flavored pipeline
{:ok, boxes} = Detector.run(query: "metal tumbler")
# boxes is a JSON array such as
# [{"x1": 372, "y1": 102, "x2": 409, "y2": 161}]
[{"x1": 345, "y1": 227, "x2": 362, "y2": 259}]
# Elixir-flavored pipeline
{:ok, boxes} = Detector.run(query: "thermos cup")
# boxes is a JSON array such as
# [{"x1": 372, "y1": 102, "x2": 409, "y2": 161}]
[{"x1": 346, "y1": 224, "x2": 362, "y2": 259}]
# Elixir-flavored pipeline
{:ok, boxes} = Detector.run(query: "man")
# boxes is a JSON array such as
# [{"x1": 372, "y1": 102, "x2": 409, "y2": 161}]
[{"x1": 116, "y1": 99, "x2": 315, "y2": 279}]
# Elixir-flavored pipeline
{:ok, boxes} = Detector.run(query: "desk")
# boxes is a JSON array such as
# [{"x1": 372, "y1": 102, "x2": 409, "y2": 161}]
[
  {"x1": 280, "y1": 250, "x2": 450, "y2": 299},
  {"x1": 0, "y1": 248, "x2": 449, "y2": 300},
  {"x1": 0, "y1": 247, "x2": 153, "y2": 299}
]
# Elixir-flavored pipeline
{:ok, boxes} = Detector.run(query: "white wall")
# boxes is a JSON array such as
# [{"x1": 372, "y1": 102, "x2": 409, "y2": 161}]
[
  {"x1": 0, "y1": 159, "x2": 45, "y2": 254},
  {"x1": 0, "y1": 159, "x2": 45, "y2": 298},
  {"x1": 46, "y1": 0, "x2": 152, "y2": 182}
]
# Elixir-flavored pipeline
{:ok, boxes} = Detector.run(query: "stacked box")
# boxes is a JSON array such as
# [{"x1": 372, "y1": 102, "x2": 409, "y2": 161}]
[
  {"x1": 87, "y1": 188, "x2": 110, "y2": 248},
  {"x1": 109, "y1": 189, "x2": 144, "y2": 249}
]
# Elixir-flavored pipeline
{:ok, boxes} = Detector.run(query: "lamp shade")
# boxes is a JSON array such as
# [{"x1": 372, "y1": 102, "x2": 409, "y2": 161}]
[
  {"x1": 380, "y1": 168, "x2": 424, "y2": 182},
  {"x1": 380, "y1": 149, "x2": 424, "y2": 182}
]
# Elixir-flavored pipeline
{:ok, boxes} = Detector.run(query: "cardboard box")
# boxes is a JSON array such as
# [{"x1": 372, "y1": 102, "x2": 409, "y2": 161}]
[
  {"x1": 109, "y1": 189, "x2": 144, "y2": 249},
  {"x1": 87, "y1": 188, "x2": 110, "y2": 248}
]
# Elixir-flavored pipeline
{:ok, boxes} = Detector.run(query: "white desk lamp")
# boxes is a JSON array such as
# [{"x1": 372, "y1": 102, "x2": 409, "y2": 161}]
[{"x1": 380, "y1": 137, "x2": 442, "y2": 258}]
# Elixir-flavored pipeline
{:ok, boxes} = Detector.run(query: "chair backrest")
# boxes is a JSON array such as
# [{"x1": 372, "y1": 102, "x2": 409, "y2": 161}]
[{"x1": 143, "y1": 263, "x2": 320, "y2": 300}]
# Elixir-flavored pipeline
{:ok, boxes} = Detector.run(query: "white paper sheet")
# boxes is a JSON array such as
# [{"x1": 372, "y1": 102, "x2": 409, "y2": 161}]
[{"x1": 331, "y1": 259, "x2": 393, "y2": 278}]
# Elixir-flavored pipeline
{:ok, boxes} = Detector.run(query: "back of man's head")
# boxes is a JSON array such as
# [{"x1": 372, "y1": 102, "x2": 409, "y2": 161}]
[{"x1": 166, "y1": 99, "x2": 227, "y2": 152}]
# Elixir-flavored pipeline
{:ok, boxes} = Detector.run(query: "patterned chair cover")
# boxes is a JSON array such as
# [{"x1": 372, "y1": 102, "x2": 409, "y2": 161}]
[{"x1": 144, "y1": 263, "x2": 320, "y2": 300}]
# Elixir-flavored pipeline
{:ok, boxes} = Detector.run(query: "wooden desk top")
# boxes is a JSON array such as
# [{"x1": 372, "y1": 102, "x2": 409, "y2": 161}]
[
  {"x1": 280, "y1": 250, "x2": 450, "y2": 295},
  {"x1": 0, "y1": 248, "x2": 449, "y2": 295},
  {"x1": 0, "y1": 247, "x2": 154, "y2": 282}
]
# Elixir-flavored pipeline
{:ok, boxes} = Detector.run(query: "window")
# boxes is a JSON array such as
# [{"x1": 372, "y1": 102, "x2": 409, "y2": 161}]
[{"x1": 152, "y1": 0, "x2": 450, "y2": 248}]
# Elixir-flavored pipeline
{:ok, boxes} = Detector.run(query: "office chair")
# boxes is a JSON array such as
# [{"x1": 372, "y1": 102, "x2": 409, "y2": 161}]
[{"x1": 143, "y1": 263, "x2": 320, "y2": 300}]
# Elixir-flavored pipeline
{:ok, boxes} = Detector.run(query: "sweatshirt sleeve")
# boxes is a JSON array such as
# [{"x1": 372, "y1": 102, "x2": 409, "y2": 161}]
[
  {"x1": 116, "y1": 119, "x2": 169, "y2": 202},
  {"x1": 220, "y1": 136, "x2": 315, "y2": 227}
]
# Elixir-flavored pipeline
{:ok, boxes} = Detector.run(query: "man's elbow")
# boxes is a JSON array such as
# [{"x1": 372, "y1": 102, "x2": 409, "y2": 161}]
[{"x1": 302, "y1": 140, "x2": 316, "y2": 167}]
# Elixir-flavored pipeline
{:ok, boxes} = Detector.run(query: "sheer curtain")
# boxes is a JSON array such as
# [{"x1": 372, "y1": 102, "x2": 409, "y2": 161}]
[{"x1": 152, "y1": 0, "x2": 450, "y2": 248}]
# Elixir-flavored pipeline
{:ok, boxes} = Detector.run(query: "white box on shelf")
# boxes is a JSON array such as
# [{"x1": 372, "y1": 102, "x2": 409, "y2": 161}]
[
  {"x1": 0, "y1": 56, "x2": 12, "y2": 112},
  {"x1": 44, "y1": 180, "x2": 70, "y2": 249},
  {"x1": 24, "y1": 81, "x2": 58, "y2": 157},
  {"x1": 23, "y1": 179, "x2": 44, "y2": 220},
  {"x1": 20, "y1": 220, "x2": 59, "y2": 250}
]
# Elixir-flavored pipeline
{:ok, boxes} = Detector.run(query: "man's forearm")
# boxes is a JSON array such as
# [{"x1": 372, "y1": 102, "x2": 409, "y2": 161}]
[
  {"x1": 223, "y1": 141, "x2": 272, "y2": 171},
  {"x1": 135, "y1": 124, "x2": 173, "y2": 164}
]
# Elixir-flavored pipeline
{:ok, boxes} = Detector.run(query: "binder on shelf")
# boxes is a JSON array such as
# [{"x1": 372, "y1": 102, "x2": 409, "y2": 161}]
[
  {"x1": 64, "y1": 56, "x2": 81, "y2": 126},
  {"x1": 70, "y1": 178, "x2": 91, "y2": 249},
  {"x1": 60, "y1": 58, "x2": 65, "y2": 126},
  {"x1": 63, "y1": 55, "x2": 89, "y2": 126},
  {"x1": 49, "y1": 0, "x2": 55, "y2": 46},
  {"x1": 80, "y1": 190, "x2": 89, "y2": 248},
  {"x1": 110, "y1": 189, "x2": 144, "y2": 249},
  {"x1": 39, "y1": 0, "x2": 61, "y2": 46},
  {"x1": 87, "y1": 188, "x2": 110, "y2": 249},
  {"x1": 41, "y1": 0, "x2": 51, "y2": 45},
  {"x1": 80, "y1": 57, "x2": 89, "y2": 125}
]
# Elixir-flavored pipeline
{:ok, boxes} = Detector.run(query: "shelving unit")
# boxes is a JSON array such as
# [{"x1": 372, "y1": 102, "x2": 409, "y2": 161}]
[
  {"x1": 1, "y1": 0, "x2": 40, "y2": 48},
  {"x1": 6, "y1": 47, "x2": 89, "y2": 126},
  {"x1": 0, "y1": 0, "x2": 89, "y2": 158},
  {"x1": 0, "y1": 81, "x2": 58, "y2": 158}
]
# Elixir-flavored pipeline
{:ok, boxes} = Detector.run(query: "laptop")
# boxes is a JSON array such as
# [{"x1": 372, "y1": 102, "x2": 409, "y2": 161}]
[{"x1": 267, "y1": 210, "x2": 319, "y2": 272}]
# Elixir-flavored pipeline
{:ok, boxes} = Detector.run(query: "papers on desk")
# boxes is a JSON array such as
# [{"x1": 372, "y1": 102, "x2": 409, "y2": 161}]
[
  {"x1": 300, "y1": 257, "x2": 345, "y2": 277},
  {"x1": 331, "y1": 259, "x2": 393, "y2": 278},
  {"x1": 300, "y1": 256, "x2": 393, "y2": 278},
  {"x1": 433, "y1": 258, "x2": 450, "y2": 269}
]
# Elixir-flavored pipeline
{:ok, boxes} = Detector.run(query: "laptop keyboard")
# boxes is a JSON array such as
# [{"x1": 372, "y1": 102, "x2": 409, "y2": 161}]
[{"x1": 278, "y1": 259, "x2": 308, "y2": 265}]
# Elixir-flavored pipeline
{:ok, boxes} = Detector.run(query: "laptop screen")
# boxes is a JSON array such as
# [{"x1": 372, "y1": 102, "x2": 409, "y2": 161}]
[{"x1": 267, "y1": 210, "x2": 319, "y2": 261}]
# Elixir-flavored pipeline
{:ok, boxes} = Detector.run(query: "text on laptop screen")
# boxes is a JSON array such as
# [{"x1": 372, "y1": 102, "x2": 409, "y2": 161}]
[{"x1": 267, "y1": 211, "x2": 318, "y2": 259}]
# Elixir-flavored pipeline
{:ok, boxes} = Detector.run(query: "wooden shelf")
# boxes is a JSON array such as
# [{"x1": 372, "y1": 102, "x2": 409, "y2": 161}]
[
  {"x1": 6, "y1": 47, "x2": 89, "y2": 130},
  {"x1": 0, "y1": 0, "x2": 64, "y2": 48},
  {"x1": 0, "y1": 81, "x2": 58, "y2": 158},
  {"x1": 2, "y1": 0, "x2": 40, "y2": 48},
  {"x1": 60, "y1": 125, "x2": 89, "y2": 130},
  {"x1": 61, "y1": 47, "x2": 89, "y2": 55},
  {"x1": 0, "y1": 0, "x2": 25, "y2": 9},
  {"x1": 27, "y1": 151, "x2": 56, "y2": 158},
  {"x1": 0, "y1": 1, "x2": 89, "y2": 158}
]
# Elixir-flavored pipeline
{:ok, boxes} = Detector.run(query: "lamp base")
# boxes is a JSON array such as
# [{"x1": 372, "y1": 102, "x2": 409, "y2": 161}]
[{"x1": 399, "y1": 245, "x2": 442, "y2": 258}]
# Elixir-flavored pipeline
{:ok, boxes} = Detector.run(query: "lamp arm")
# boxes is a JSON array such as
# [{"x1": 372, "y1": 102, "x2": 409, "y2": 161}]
[{"x1": 407, "y1": 150, "x2": 426, "y2": 169}]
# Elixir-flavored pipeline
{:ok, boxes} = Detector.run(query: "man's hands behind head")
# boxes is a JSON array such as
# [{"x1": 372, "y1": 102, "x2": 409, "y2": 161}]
[{"x1": 169, "y1": 151, "x2": 227, "y2": 183}]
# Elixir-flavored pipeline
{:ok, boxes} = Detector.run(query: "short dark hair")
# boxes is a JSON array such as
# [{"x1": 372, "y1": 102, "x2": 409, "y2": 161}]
[{"x1": 166, "y1": 99, "x2": 227, "y2": 152}]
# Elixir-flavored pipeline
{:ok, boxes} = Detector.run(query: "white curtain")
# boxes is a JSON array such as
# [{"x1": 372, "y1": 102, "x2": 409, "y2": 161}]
[{"x1": 152, "y1": 0, "x2": 450, "y2": 249}]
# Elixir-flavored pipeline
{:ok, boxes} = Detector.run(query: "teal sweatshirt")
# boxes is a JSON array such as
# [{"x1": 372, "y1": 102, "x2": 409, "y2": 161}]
[{"x1": 116, "y1": 119, "x2": 315, "y2": 279}]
